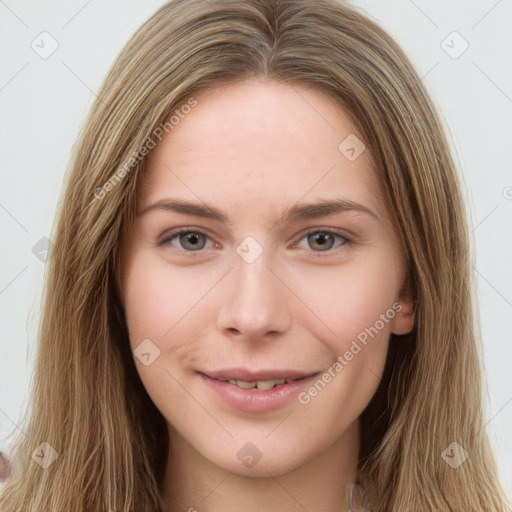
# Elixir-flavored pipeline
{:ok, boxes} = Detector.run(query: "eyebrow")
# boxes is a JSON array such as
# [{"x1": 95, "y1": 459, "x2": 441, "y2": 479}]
[{"x1": 137, "y1": 197, "x2": 379, "y2": 226}]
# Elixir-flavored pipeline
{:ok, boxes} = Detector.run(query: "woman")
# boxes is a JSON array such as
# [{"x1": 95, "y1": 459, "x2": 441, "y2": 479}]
[{"x1": 0, "y1": 0, "x2": 509, "y2": 510}]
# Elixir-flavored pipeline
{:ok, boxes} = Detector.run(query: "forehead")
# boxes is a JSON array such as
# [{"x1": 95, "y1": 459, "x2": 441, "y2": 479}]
[{"x1": 140, "y1": 80, "x2": 388, "y2": 226}]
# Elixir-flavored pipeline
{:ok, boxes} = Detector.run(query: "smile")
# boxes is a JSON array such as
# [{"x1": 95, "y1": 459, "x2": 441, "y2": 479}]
[
  {"x1": 224, "y1": 378, "x2": 287, "y2": 390},
  {"x1": 197, "y1": 369, "x2": 321, "y2": 413}
]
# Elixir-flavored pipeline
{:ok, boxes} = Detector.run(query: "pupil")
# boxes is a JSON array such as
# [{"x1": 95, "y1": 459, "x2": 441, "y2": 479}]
[
  {"x1": 183, "y1": 233, "x2": 201, "y2": 248},
  {"x1": 311, "y1": 233, "x2": 332, "y2": 250}
]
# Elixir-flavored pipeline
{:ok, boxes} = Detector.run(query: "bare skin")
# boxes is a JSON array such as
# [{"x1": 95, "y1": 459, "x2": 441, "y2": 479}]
[
  {"x1": 0, "y1": 452, "x2": 14, "y2": 482},
  {"x1": 119, "y1": 80, "x2": 414, "y2": 512}
]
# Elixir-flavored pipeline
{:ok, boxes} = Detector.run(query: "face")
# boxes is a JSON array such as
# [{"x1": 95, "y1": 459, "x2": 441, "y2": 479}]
[{"x1": 119, "y1": 80, "x2": 414, "y2": 477}]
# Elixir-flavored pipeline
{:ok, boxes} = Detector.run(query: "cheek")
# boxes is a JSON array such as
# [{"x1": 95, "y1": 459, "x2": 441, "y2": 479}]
[
  {"x1": 123, "y1": 245, "x2": 401, "y2": 357},
  {"x1": 287, "y1": 250, "x2": 399, "y2": 415},
  {"x1": 288, "y1": 249, "x2": 400, "y2": 347},
  {"x1": 122, "y1": 252, "x2": 215, "y2": 345},
  {"x1": 121, "y1": 254, "x2": 205, "y2": 404},
  {"x1": 293, "y1": 263, "x2": 396, "y2": 432}
]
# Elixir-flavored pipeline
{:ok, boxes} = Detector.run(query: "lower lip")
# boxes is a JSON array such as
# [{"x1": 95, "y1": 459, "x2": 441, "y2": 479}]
[{"x1": 198, "y1": 373, "x2": 318, "y2": 414}]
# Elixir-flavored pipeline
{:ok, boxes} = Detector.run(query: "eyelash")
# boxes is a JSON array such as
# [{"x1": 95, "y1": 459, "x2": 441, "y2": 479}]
[{"x1": 158, "y1": 227, "x2": 351, "y2": 258}]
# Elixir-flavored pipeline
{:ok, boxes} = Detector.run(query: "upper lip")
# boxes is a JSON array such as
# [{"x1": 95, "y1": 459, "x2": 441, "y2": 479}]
[{"x1": 199, "y1": 367, "x2": 321, "y2": 382}]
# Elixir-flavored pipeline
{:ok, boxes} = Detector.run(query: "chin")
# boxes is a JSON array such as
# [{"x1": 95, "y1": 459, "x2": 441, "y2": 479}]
[{"x1": 196, "y1": 434, "x2": 315, "y2": 478}]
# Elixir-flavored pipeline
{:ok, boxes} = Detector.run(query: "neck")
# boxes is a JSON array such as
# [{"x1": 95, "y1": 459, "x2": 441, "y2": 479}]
[{"x1": 159, "y1": 420, "x2": 360, "y2": 512}]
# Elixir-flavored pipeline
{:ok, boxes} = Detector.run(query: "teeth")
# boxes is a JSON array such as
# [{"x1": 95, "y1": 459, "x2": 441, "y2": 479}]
[
  {"x1": 257, "y1": 379, "x2": 284, "y2": 390},
  {"x1": 234, "y1": 380, "x2": 257, "y2": 389},
  {"x1": 227, "y1": 378, "x2": 287, "y2": 390}
]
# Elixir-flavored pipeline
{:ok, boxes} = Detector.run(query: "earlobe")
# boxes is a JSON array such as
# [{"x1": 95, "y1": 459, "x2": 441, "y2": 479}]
[{"x1": 391, "y1": 278, "x2": 415, "y2": 335}]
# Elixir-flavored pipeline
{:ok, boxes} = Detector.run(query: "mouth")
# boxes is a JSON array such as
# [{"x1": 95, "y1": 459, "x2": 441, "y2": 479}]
[
  {"x1": 198, "y1": 374, "x2": 318, "y2": 391},
  {"x1": 198, "y1": 368, "x2": 321, "y2": 390},
  {"x1": 196, "y1": 368, "x2": 322, "y2": 412},
  {"x1": 196, "y1": 368, "x2": 321, "y2": 414}
]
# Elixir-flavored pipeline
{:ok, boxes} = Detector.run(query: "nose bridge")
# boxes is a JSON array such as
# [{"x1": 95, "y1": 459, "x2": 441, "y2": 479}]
[{"x1": 216, "y1": 238, "x2": 291, "y2": 339}]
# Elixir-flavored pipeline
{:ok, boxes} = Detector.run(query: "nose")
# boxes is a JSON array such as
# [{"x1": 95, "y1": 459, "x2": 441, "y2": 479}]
[{"x1": 216, "y1": 244, "x2": 293, "y2": 342}]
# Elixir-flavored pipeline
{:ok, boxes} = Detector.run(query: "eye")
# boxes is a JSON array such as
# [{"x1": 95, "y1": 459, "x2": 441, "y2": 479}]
[
  {"x1": 158, "y1": 227, "x2": 350, "y2": 256},
  {"x1": 159, "y1": 228, "x2": 216, "y2": 252},
  {"x1": 294, "y1": 229, "x2": 349, "y2": 256}
]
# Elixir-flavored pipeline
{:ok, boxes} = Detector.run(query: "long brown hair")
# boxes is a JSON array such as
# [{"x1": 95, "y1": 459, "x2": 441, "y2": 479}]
[{"x1": 1, "y1": 0, "x2": 509, "y2": 510}]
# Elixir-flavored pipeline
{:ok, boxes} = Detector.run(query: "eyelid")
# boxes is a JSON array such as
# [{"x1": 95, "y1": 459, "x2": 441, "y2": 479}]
[
  {"x1": 291, "y1": 226, "x2": 352, "y2": 244},
  {"x1": 158, "y1": 226, "x2": 352, "y2": 256},
  {"x1": 290, "y1": 227, "x2": 351, "y2": 256},
  {"x1": 158, "y1": 226, "x2": 218, "y2": 251}
]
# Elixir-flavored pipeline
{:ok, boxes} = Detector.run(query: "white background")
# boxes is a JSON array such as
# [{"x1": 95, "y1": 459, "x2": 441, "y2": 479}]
[{"x1": 1, "y1": 0, "x2": 511, "y2": 499}]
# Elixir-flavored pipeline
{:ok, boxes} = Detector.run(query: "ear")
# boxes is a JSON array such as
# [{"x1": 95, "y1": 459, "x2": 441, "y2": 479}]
[{"x1": 391, "y1": 275, "x2": 415, "y2": 335}]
